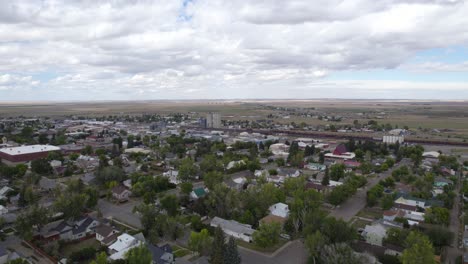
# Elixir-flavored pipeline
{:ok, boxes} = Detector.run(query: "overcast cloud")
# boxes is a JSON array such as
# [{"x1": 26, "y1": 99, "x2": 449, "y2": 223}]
[{"x1": 0, "y1": 0, "x2": 468, "y2": 101}]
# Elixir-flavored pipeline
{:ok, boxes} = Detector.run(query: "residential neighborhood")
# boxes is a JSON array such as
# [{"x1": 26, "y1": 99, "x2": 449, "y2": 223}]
[{"x1": 0, "y1": 112, "x2": 466, "y2": 264}]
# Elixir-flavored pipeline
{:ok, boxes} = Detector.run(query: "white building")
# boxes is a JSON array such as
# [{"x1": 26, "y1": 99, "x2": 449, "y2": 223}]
[
  {"x1": 269, "y1": 203, "x2": 289, "y2": 218},
  {"x1": 269, "y1": 143, "x2": 289, "y2": 156},
  {"x1": 383, "y1": 136, "x2": 404, "y2": 144},
  {"x1": 109, "y1": 233, "x2": 142, "y2": 260},
  {"x1": 210, "y1": 217, "x2": 255, "y2": 242}
]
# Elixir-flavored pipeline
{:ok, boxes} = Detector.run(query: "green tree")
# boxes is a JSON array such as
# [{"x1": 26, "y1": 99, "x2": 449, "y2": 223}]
[
  {"x1": 319, "y1": 243, "x2": 368, "y2": 264},
  {"x1": 125, "y1": 245, "x2": 152, "y2": 264},
  {"x1": 178, "y1": 158, "x2": 198, "y2": 182},
  {"x1": 180, "y1": 182, "x2": 193, "y2": 195},
  {"x1": 160, "y1": 194, "x2": 179, "y2": 217},
  {"x1": 204, "y1": 171, "x2": 224, "y2": 190},
  {"x1": 188, "y1": 229, "x2": 212, "y2": 255},
  {"x1": 210, "y1": 226, "x2": 226, "y2": 264},
  {"x1": 329, "y1": 164, "x2": 345, "y2": 181},
  {"x1": 90, "y1": 252, "x2": 108, "y2": 264},
  {"x1": 401, "y1": 232, "x2": 436, "y2": 264},
  {"x1": 95, "y1": 166, "x2": 125, "y2": 185},
  {"x1": 31, "y1": 158, "x2": 52, "y2": 175},
  {"x1": 253, "y1": 222, "x2": 281, "y2": 248},
  {"x1": 321, "y1": 168, "x2": 330, "y2": 186},
  {"x1": 224, "y1": 237, "x2": 241, "y2": 264},
  {"x1": 424, "y1": 207, "x2": 450, "y2": 226},
  {"x1": 305, "y1": 231, "x2": 326, "y2": 264}
]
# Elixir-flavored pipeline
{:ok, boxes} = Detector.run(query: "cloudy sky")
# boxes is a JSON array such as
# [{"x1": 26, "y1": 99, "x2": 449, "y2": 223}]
[{"x1": 1, "y1": 0, "x2": 468, "y2": 101}]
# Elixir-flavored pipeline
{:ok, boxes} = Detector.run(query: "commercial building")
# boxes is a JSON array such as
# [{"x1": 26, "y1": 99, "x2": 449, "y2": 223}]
[
  {"x1": 206, "y1": 112, "x2": 221, "y2": 128},
  {"x1": 0, "y1": 145, "x2": 61, "y2": 165}
]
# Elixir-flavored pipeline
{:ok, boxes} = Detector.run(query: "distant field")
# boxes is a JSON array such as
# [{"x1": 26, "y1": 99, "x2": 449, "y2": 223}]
[{"x1": 0, "y1": 100, "x2": 467, "y2": 134}]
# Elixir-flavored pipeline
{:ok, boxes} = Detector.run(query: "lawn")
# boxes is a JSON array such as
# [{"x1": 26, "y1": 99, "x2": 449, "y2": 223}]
[
  {"x1": 351, "y1": 217, "x2": 372, "y2": 229},
  {"x1": 172, "y1": 245, "x2": 191, "y2": 258},
  {"x1": 356, "y1": 208, "x2": 383, "y2": 220},
  {"x1": 236, "y1": 238, "x2": 288, "y2": 253},
  {"x1": 60, "y1": 238, "x2": 101, "y2": 258}
]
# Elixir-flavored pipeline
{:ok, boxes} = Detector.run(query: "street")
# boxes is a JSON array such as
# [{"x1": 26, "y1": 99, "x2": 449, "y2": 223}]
[
  {"x1": 330, "y1": 162, "x2": 409, "y2": 221},
  {"x1": 97, "y1": 198, "x2": 143, "y2": 229}
]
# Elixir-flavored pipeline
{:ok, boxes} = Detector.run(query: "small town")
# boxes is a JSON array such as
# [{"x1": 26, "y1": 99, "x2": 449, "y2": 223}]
[
  {"x1": 2, "y1": 1, "x2": 468, "y2": 263},
  {"x1": 0, "y1": 109, "x2": 466, "y2": 264}
]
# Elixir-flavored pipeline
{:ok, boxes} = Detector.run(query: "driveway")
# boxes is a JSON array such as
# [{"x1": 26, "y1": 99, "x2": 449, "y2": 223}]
[
  {"x1": 97, "y1": 198, "x2": 143, "y2": 229},
  {"x1": 329, "y1": 162, "x2": 410, "y2": 222}
]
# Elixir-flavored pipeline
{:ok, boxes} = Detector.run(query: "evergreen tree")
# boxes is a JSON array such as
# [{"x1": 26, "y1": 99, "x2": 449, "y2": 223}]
[
  {"x1": 210, "y1": 227, "x2": 226, "y2": 264},
  {"x1": 321, "y1": 168, "x2": 330, "y2": 186},
  {"x1": 224, "y1": 237, "x2": 241, "y2": 264}
]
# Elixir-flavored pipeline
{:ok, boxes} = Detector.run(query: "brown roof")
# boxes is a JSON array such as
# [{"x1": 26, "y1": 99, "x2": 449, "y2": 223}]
[
  {"x1": 96, "y1": 224, "x2": 115, "y2": 237},
  {"x1": 112, "y1": 185, "x2": 129, "y2": 195},
  {"x1": 260, "y1": 214, "x2": 287, "y2": 225},
  {"x1": 102, "y1": 232, "x2": 120, "y2": 245},
  {"x1": 383, "y1": 210, "x2": 405, "y2": 217},
  {"x1": 394, "y1": 203, "x2": 417, "y2": 212}
]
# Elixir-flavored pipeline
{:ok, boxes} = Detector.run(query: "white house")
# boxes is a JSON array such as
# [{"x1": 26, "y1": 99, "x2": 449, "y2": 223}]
[
  {"x1": 112, "y1": 185, "x2": 131, "y2": 202},
  {"x1": 226, "y1": 160, "x2": 246, "y2": 170},
  {"x1": 269, "y1": 203, "x2": 289, "y2": 218},
  {"x1": 163, "y1": 170, "x2": 181, "y2": 185},
  {"x1": 0, "y1": 187, "x2": 12, "y2": 201},
  {"x1": 109, "y1": 233, "x2": 142, "y2": 260},
  {"x1": 210, "y1": 217, "x2": 255, "y2": 242},
  {"x1": 362, "y1": 224, "x2": 387, "y2": 246}
]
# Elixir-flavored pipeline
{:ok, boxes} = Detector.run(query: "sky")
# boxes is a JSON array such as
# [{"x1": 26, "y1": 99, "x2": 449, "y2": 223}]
[{"x1": 1, "y1": 0, "x2": 468, "y2": 101}]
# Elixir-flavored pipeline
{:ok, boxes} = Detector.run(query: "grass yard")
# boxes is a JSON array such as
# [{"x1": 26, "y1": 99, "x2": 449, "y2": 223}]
[
  {"x1": 173, "y1": 245, "x2": 191, "y2": 258},
  {"x1": 357, "y1": 208, "x2": 383, "y2": 220},
  {"x1": 60, "y1": 238, "x2": 101, "y2": 258},
  {"x1": 351, "y1": 217, "x2": 372, "y2": 229}
]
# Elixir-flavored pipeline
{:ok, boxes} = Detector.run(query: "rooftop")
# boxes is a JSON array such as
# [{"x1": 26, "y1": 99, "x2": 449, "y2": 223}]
[{"x1": 0, "y1": 144, "x2": 60, "y2": 155}]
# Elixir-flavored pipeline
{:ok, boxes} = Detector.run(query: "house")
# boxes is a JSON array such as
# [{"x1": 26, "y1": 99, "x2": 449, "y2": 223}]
[
  {"x1": 305, "y1": 163, "x2": 326, "y2": 171},
  {"x1": 269, "y1": 143, "x2": 289, "y2": 156},
  {"x1": 109, "y1": 233, "x2": 142, "y2": 260},
  {"x1": 362, "y1": 224, "x2": 387, "y2": 246},
  {"x1": 42, "y1": 216, "x2": 99, "y2": 241},
  {"x1": 226, "y1": 177, "x2": 247, "y2": 190},
  {"x1": 325, "y1": 144, "x2": 356, "y2": 161},
  {"x1": 190, "y1": 187, "x2": 208, "y2": 200},
  {"x1": 0, "y1": 246, "x2": 8, "y2": 264},
  {"x1": 0, "y1": 187, "x2": 12, "y2": 201},
  {"x1": 278, "y1": 168, "x2": 301, "y2": 178},
  {"x1": 362, "y1": 220, "x2": 403, "y2": 246},
  {"x1": 163, "y1": 170, "x2": 181, "y2": 185},
  {"x1": 0, "y1": 205, "x2": 8, "y2": 215},
  {"x1": 306, "y1": 181, "x2": 328, "y2": 193},
  {"x1": 269, "y1": 203, "x2": 289, "y2": 218},
  {"x1": 226, "y1": 160, "x2": 246, "y2": 170},
  {"x1": 96, "y1": 224, "x2": 120, "y2": 246},
  {"x1": 112, "y1": 185, "x2": 131, "y2": 202},
  {"x1": 344, "y1": 160, "x2": 361, "y2": 169},
  {"x1": 210, "y1": 217, "x2": 255, "y2": 242},
  {"x1": 147, "y1": 244, "x2": 174, "y2": 264},
  {"x1": 254, "y1": 170, "x2": 269, "y2": 178},
  {"x1": 464, "y1": 230, "x2": 468, "y2": 248}
]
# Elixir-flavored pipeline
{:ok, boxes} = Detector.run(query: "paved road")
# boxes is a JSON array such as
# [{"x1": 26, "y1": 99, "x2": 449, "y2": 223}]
[
  {"x1": 238, "y1": 240, "x2": 307, "y2": 264},
  {"x1": 330, "y1": 162, "x2": 410, "y2": 221},
  {"x1": 97, "y1": 198, "x2": 143, "y2": 229}
]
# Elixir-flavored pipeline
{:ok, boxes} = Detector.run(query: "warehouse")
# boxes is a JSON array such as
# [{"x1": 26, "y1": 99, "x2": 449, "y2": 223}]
[{"x1": 0, "y1": 145, "x2": 61, "y2": 165}]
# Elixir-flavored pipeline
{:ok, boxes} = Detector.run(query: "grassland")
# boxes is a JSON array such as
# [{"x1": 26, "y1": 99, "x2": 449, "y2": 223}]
[{"x1": 1, "y1": 99, "x2": 467, "y2": 133}]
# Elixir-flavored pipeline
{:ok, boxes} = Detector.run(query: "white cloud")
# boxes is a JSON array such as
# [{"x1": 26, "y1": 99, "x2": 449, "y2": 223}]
[{"x1": 0, "y1": 0, "x2": 467, "y2": 100}]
